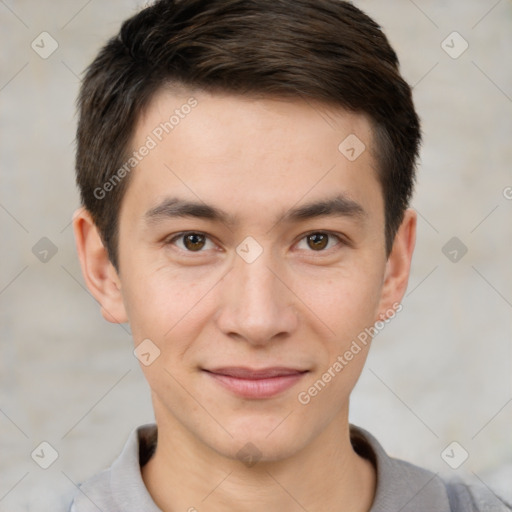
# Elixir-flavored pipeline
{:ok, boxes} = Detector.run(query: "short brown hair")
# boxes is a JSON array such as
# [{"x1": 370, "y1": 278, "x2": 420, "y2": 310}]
[{"x1": 76, "y1": 0, "x2": 421, "y2": 269}]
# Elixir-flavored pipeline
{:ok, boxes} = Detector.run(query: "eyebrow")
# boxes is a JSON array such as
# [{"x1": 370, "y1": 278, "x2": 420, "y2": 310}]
[{"x1": 144, "y1": 194, "x2": 366, "y2": 228}]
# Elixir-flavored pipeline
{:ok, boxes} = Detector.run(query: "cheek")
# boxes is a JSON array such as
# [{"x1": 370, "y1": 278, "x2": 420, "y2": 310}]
[
  {"x1": 294, "y1": 259, "x2": 384, "y2": 343},
  {"x1": 121, "y1": 265, "x2": 217, "y2": 350},
  {"x1": 294, "y1": 267, "x2": 380, "y2": 412}
]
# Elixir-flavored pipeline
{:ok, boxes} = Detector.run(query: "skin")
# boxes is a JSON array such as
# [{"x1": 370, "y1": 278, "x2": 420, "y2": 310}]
[{"x1": 74, "y1": 88, "x2": 416, "y2": 512}]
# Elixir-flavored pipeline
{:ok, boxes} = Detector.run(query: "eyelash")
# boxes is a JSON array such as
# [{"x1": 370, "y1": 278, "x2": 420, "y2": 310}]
[{"x1": 165, "y1": 231, "x2": 346, "y2": 254}]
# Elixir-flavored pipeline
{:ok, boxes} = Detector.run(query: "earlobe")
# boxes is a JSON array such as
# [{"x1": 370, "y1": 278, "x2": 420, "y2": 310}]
[
  {"x1": 376, "y1": 208, "x2": 417, "y2": 322},
  {"x1": 72, "y1": 207, "x2": 128, "y2": 324}
]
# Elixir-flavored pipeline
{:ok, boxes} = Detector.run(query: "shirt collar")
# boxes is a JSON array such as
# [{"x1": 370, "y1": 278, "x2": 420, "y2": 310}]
[
  {"x1": 350, "y1": 425, "x2": 450, "y2": 512},
  {"x1": 108, "y1": 423, "x2": 450, "y2": 512},
  {"x1": 109, "y1": 424, "x2": 161, "y2": 511}
]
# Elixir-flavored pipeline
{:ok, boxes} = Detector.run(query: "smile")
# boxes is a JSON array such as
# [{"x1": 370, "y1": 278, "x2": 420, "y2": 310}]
[{"x1": 203, "y1": 367, "x2": 309, "y2": 399}]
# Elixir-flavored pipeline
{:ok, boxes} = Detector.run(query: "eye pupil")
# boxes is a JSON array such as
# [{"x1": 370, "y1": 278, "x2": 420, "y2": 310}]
[
  {"x1": 307, "y1": 233, "x2": 328, "y2": 250},
  {"x1": 184, "y1": 233, "x2": 205, "y2": 251}
]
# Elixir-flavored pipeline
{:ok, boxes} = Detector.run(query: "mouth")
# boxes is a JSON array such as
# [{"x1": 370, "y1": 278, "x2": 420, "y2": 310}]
[{"x1": 203, "y1": 367, "x2": 309, "y2": 399}]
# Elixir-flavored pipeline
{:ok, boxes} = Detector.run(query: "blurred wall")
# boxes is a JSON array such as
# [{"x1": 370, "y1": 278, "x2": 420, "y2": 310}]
[{"x1": 1, "y1": 0, "x2": 511, "y2": 509}]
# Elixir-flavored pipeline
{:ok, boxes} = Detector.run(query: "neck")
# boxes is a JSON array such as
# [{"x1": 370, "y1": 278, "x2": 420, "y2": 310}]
[{"x1": 142, "y1": 407, "x2": 375, "y2": 512}]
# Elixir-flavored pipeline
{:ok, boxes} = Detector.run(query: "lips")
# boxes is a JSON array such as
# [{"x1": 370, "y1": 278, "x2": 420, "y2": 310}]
[
  {"x1": 203, "y1": 367, "x2": 308, "y2": 399},
  {"x1": 206, "y1": 367, "x2": 306, "y2": 379}
]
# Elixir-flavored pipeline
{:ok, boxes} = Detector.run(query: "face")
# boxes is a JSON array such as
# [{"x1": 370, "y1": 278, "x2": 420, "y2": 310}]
[{"x1": 103, "y1": 88, "x2": 409, "y2": 461}]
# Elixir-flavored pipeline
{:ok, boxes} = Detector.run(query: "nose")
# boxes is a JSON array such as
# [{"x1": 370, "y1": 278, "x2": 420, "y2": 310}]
[{"x1": 215, "y1": 249, "x2": 299, "y2": 347}]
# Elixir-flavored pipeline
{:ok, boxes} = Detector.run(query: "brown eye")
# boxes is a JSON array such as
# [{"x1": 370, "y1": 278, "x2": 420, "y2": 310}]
[
  {"x1": 307, "y1": 233, "x2": 329, "y2": 250},
  {"x1": 167, "y1": 231, "x2": 216, "y2": 253},
  {"x1": 183, "y1": 233, "x2": 206, "y2": 251}
]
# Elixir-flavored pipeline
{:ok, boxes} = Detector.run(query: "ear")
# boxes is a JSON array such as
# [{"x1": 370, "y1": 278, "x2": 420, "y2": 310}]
[
  {"x1": 375, "y1": 208, "x2": 416, "y2": 322},
  {"x1": 72, "y1": 207, "x2": 128, "y2": 324}
]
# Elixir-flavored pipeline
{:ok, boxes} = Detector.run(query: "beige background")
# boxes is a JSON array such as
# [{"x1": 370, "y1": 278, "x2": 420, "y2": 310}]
[{"x1": 1, "y1": 0, "x2": 511, "y2": 510}]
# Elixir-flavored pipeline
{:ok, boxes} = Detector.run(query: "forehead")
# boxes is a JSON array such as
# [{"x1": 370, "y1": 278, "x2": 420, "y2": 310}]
[
  {"x1": 138, "y1": 87, "x2": 376, "y2": 155},
  {"x1": 121, "y1": 88, "x2": 382, "y2": 226}
]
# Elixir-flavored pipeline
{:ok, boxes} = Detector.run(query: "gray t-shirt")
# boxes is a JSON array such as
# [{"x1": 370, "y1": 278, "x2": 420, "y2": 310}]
[{"x1": 69, "y1": 424, "x2": 511, "y2": 511}]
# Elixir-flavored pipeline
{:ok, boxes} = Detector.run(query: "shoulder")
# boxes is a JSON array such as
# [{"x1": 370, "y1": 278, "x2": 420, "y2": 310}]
[
  {"x1": 444, "y1": 479, "x2": 512, "y2": 512},
  {"x1": 68, "y1": 424, "x2": 160, "y2": 512},
  {"x1": 69, "y1": 469, "x2": 114, "y2": 512},
  {"x1": 349, "y1": 425, "x2": 512, "y2": 512}
]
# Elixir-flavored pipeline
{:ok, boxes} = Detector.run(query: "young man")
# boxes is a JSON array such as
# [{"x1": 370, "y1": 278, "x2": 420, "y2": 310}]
[{"x1": 70, "y1": 0, "x2": 511, "y2": 510}]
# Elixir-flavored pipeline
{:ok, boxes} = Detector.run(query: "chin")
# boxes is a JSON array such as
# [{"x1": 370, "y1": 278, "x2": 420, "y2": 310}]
[{"x1": 203, "y1": 415, "x2": 311, "y2": 464}]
